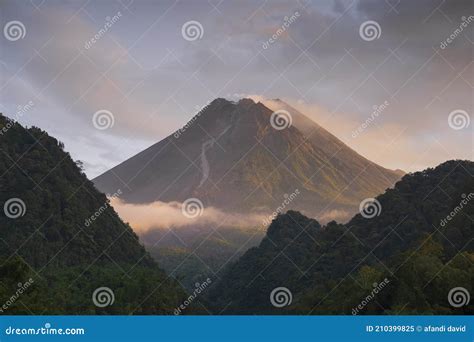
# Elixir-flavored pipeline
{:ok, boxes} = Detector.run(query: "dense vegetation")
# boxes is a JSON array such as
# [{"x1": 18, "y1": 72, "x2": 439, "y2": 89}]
[
  {"x1": 0, "y1": 114, "x2": 186, "y2": 314},
  {"x1": 207, "y1": 160, "x2": 473, "y2": 314},
  {"x1": 147, "y1": 226, "x2": 264, "y2": 291}
]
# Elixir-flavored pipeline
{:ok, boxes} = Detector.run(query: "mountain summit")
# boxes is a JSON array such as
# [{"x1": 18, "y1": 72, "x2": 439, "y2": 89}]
[{"x1": 94, "y1": 98, "x2": 401, "y2": 221}]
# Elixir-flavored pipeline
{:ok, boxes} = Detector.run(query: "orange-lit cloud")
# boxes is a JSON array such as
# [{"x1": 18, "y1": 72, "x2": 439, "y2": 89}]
[{"x1": 109, "y1": 197, "x2": 267, "y2": 233}]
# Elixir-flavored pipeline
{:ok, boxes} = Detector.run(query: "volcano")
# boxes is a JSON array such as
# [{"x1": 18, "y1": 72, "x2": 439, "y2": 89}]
[{"x1": 93, "y1": 98, "x2": 402, "y2": 222}]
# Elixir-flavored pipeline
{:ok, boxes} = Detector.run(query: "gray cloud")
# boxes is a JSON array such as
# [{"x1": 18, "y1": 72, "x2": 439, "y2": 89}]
[{"x1": 1, "y1": 0, "x2": 472, "y2": 177}]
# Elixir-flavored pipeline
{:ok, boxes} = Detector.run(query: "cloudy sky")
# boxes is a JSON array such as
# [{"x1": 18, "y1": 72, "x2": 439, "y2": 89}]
[{"x1": 1, "y1": 0, "x2": 472, "y2": 178}]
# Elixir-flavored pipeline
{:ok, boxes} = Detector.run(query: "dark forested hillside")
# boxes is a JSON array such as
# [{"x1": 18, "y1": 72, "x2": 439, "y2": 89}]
[
  {"x1": 207, "y1": 160, "x2": 474, "y2": 314},
  {"x1": 0, "y1": 114, "x2": 186, "y2": 314}
]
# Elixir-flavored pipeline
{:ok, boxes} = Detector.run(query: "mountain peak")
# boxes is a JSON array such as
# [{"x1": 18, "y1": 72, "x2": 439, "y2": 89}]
[
  {"x1": 210, "y1": 97, "x2": 232, "y2": 105},
  {"x1": 201, "y1": 97, "x2": 264, "y2": 117},
  {"x1": 206, "y1": 97, "x2": 259, "y2": 107},
  {"x1": 237, "y1": 98, "x2": 257, "y2": 106},
  {"x1": 94, "y1": 96, "x2": 403, "y2": 221}
]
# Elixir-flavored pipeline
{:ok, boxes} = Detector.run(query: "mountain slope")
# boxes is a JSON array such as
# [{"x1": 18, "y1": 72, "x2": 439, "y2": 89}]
[
  {"x1": 267, "y1": 98, "x2": 405, "y2": 179},
  {"x1": 207, "y1": 160, "x2": 474, "y2": 314},
  {"x1": 93, "y1": 98, "x2": 402, "y2": 220},
  {"x1": 0, "y1": 114, "x2": 186, "y2": 314}
]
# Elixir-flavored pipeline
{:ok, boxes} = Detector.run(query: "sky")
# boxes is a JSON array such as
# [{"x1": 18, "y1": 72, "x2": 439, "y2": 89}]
[{"x1": 1, "y1": 0, "x2": 472, "y2": 178}]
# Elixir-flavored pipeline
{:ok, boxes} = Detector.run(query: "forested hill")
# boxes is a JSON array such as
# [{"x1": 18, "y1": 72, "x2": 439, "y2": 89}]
[
  {"x1": 0, "y1": 114, "x2": 186, "y2": 314},
  {"x1": 207, "y1": 160, "x2": 474, "y2": 314}
]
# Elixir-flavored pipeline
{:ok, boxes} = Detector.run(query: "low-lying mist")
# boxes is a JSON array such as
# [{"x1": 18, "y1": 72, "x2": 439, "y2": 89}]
[
  {"x1": 109, "y1": 197, "x2": 268, "y2": 233},
  {"x1": 109, "y1": 197, "x2": 353, "y2": 235}
]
